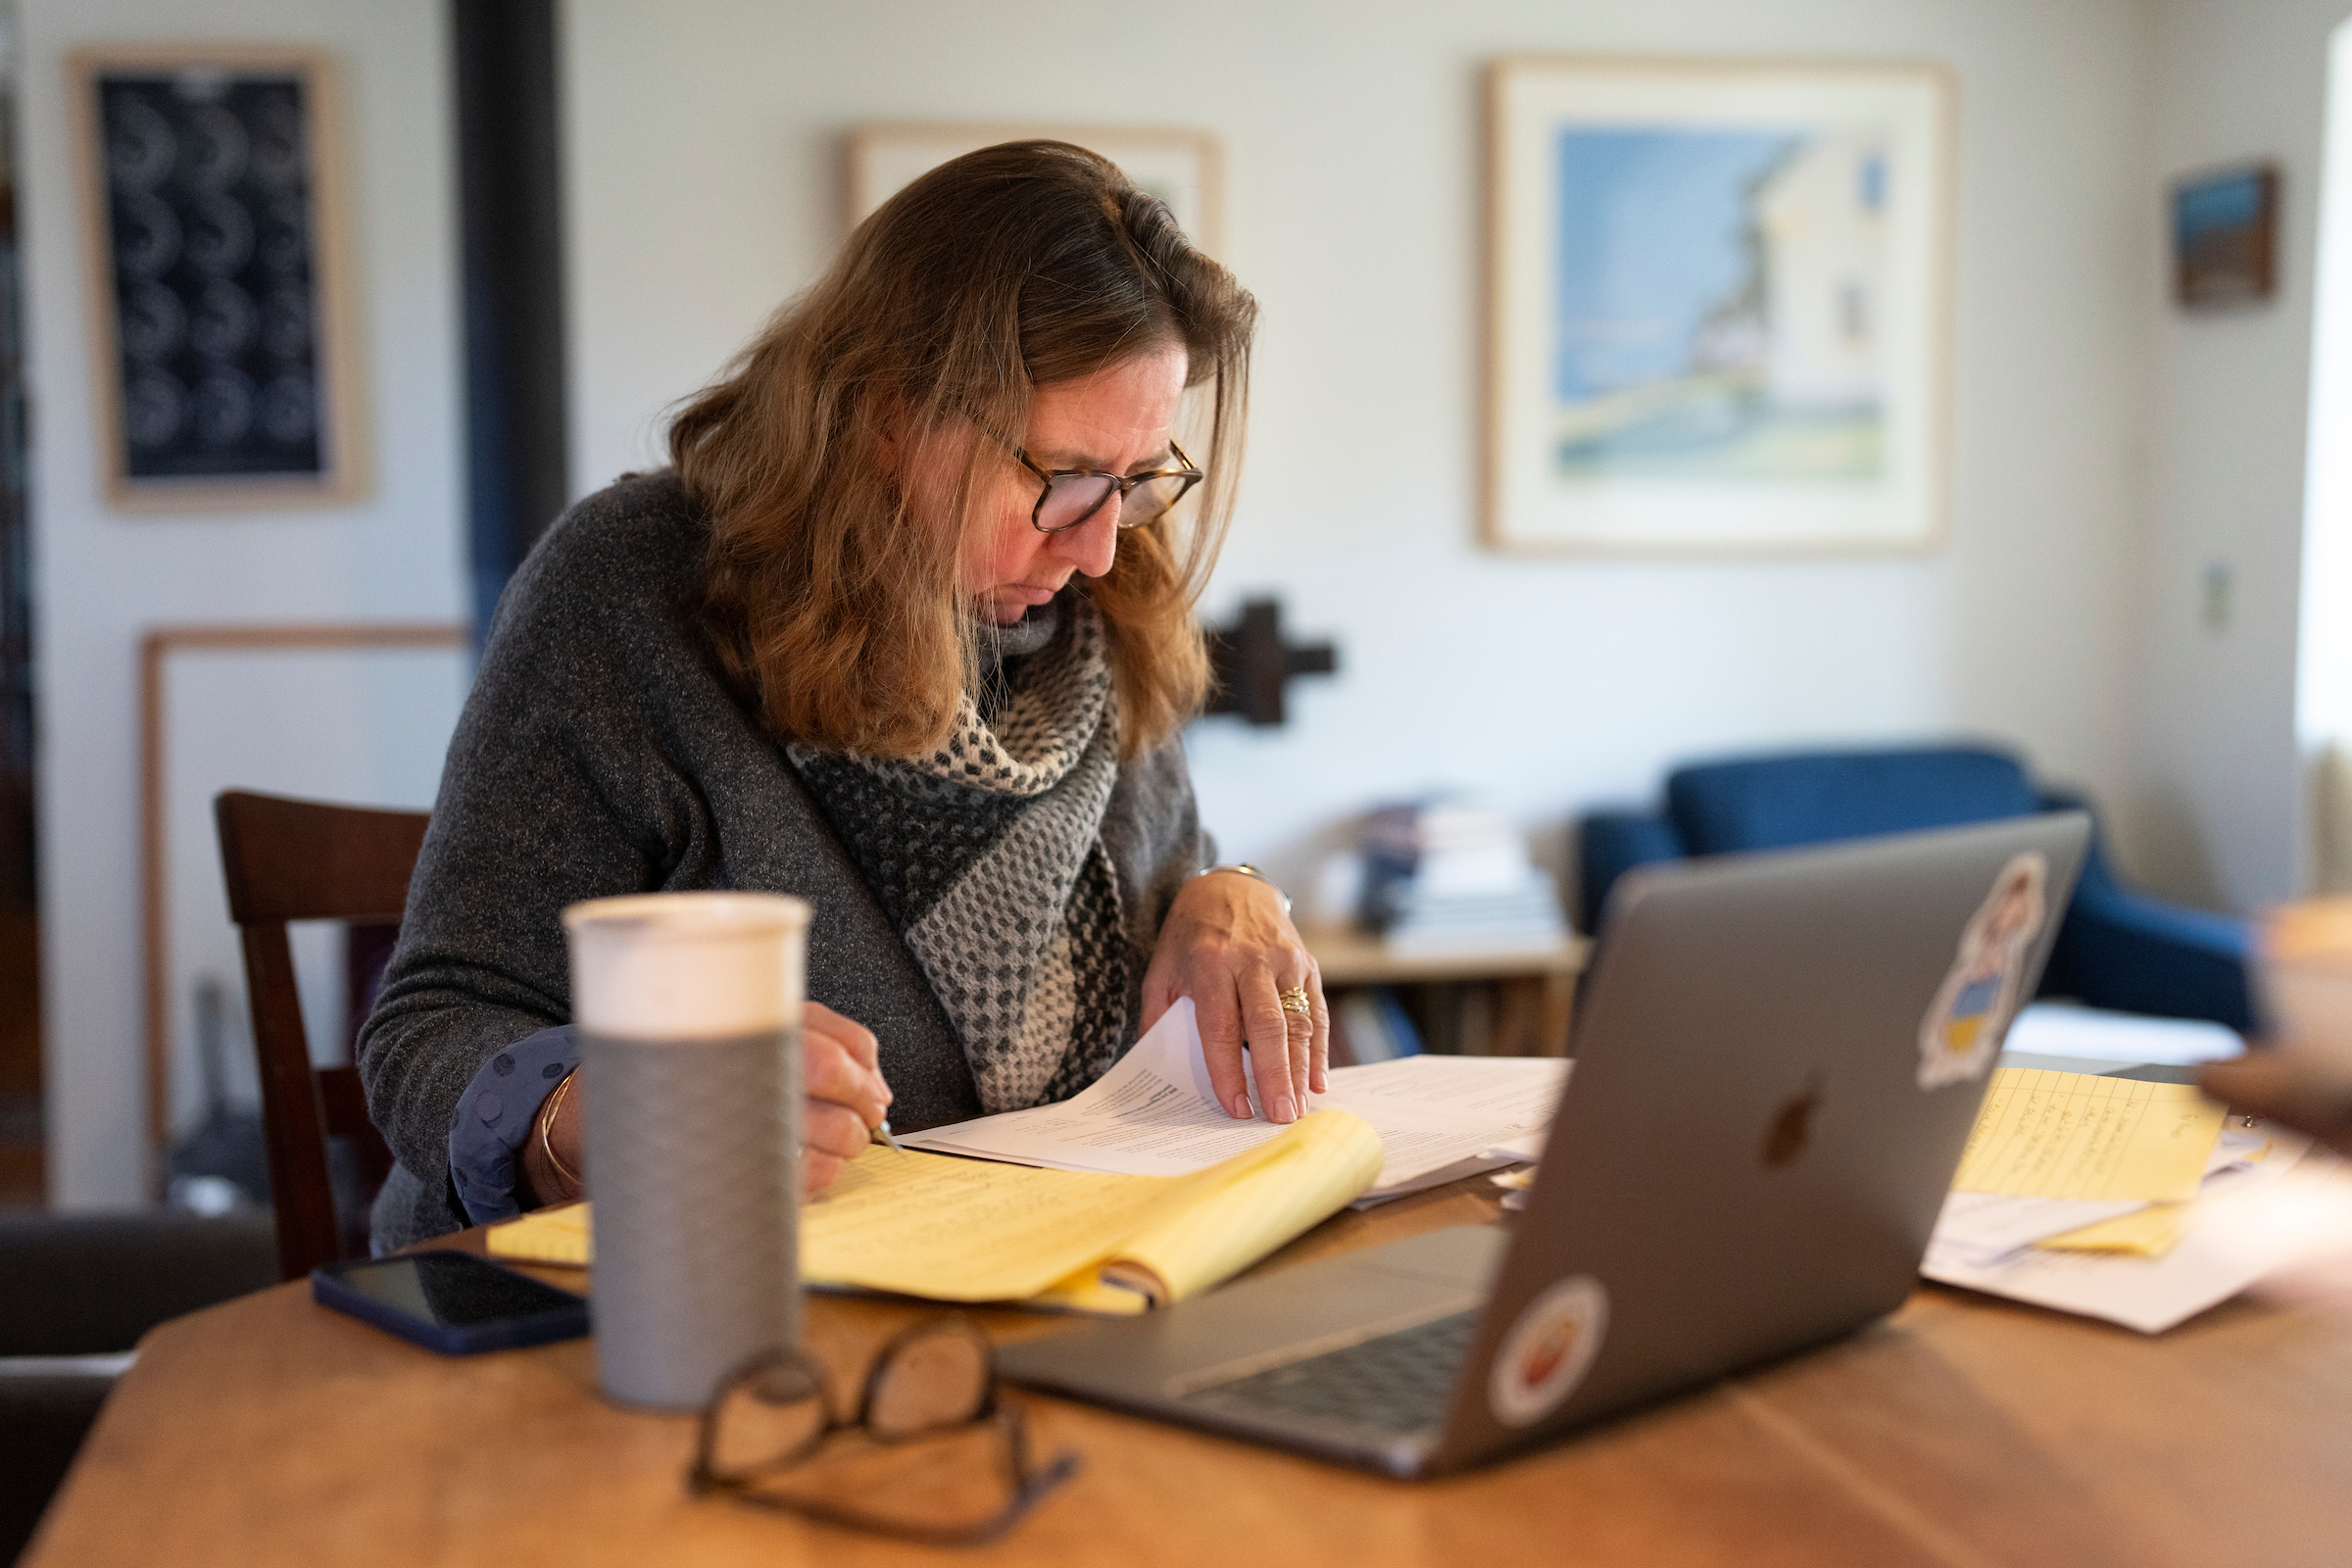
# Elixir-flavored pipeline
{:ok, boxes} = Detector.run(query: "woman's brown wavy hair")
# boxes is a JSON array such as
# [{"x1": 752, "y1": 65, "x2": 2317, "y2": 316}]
[{"x1": 670, "y1": 140, "x2": 1256, "y2": 760}]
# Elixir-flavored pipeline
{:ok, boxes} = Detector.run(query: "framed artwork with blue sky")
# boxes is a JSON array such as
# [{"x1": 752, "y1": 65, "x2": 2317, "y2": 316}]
[{"x1": 1484, "y1": 57, "x2": 1954, "y2": 554}]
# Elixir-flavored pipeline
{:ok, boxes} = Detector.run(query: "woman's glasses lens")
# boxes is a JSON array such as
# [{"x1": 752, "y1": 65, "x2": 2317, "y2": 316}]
[
  {"x1": 1035, "y1": 471, "x2": 1199, "y2": 532},
  {"x1": 1124, "y1": 472, "x2": 1193, "y2": 525},
  {"x1": 1037, "y1": 473, "x2": 1119, "y2": 531},
  {"x1": 705, "y1": 1355, "x2": 829, "y2": 1481}
]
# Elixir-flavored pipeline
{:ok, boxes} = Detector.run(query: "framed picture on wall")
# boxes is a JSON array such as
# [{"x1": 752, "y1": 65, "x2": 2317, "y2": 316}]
[
  {"x1": 2172, "y1": 163, "x2": 2279, "y2": 308},
  {"x1": 67, "y1": 44, "x2": 368, "y2": 513},
  {"x1": 847, "y1": 122, "x2": 1224, "y2": 255},
  {"x1": 1484, "y1": 56, "x2": 1954, "y2": 555}
]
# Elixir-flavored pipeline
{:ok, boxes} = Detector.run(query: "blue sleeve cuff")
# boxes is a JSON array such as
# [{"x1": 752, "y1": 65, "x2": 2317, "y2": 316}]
[{"x1": 447, "y1": 1024, "x2": 581, "y2": 1226}]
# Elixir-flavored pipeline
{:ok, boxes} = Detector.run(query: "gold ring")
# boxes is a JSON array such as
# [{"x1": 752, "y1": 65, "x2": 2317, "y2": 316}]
[{"x1": 1279, "y1": 986, "x2": 1312, "y2": 1015}]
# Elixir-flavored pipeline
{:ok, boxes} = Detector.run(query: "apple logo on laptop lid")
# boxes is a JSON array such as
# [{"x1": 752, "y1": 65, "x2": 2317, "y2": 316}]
[{"x1": 1762, "y1": 1072, "x2": 1827, "y2": 1170}]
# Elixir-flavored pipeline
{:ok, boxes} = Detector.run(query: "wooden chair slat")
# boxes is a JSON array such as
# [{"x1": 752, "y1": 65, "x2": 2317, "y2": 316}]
[
  {"x1": 318, "y1": 1066, "x2": 393, "y2": 1194},
  {"x1": 216, "y1": 790, "x2": 427, "y2": 926},
  {"x1": 215, "y1": 791, "x2": 426, "y2": 1281}
]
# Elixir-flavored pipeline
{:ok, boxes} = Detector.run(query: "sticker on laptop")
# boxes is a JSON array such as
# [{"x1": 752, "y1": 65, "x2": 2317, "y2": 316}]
[
  {"x1": 1488, "y1": 1275, "x2": 1608, "y2": 1429},
  {"x1": 1916, "y1": 852, "x2": 2048, "y2": 1090}
]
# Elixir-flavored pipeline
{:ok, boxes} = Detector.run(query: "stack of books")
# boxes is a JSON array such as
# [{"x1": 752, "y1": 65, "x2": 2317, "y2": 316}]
[{"x1": 1359, "y1": 800, "x2": 1570, "y2": 956}]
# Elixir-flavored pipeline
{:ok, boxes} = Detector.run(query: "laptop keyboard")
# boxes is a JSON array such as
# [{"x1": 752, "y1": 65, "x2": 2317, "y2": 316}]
[{"x1": 1182, "y1": 1310, "x2": 1480, "y2": 1435}]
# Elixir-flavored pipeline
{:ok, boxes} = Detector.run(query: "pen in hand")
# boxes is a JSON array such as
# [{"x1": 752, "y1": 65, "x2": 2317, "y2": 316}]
[{"x1": 870, "y1": 1120, "x2": 906, "y2": 1154}]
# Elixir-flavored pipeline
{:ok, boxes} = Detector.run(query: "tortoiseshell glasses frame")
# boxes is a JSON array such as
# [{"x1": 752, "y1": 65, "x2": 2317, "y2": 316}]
[{"x1": 1004, "y1": 438, "x2": 1202, "y2": 533}]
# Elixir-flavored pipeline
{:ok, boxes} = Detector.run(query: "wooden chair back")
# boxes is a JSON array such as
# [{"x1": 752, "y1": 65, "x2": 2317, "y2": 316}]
[{"x1": 214, "y1": 790, "x2": 428, "y2": 1282}]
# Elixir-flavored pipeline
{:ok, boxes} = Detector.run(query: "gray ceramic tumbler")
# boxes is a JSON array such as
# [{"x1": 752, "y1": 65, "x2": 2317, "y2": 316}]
[{"x1": 563, "y1": 892, "x2": 808, "y2": 1411}]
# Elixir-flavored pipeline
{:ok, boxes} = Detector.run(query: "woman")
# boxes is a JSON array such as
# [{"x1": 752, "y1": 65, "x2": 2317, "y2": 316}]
[{"x1": 358, "y1": 141, "x2": 1326, "y2": 1250}]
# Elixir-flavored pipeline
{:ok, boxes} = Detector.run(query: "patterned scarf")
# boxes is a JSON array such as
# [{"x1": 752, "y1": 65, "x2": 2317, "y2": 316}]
[{"x1": 786, "y1": 598, "x2": 1134, "y2": 1112}]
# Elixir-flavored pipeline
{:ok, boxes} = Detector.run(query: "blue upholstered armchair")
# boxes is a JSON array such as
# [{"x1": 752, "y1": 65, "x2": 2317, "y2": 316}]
[{"x1": 1576, "y1": 746, "x2": 2254, "y2": 1032}]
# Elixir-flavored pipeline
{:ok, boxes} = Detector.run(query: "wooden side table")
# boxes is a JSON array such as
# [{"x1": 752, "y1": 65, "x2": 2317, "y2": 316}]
[{"x1": 1300, "y1": 926, "x2": 1590, "y2": 1057}]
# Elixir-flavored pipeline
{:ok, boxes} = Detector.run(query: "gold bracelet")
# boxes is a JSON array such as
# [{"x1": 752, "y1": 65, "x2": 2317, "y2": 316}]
[{"x1": 538, "y1": 1069, "x2": 581, "y2": 1194}]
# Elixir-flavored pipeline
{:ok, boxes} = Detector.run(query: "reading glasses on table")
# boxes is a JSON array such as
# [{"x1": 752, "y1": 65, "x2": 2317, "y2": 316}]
[{"x1": 691, "y1": 1314, "x2": 1078, "y2": 1547}]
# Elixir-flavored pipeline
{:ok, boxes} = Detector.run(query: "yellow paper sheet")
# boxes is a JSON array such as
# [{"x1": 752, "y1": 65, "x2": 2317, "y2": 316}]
[
  {"x1": 486, "y1": 1108, "x2": 1385, "y2": 1311},
  {"x1": 1100, "y1": 1109, "x2": 1387, "y2": 1302},
  {"x1": 2036, "y1": 1202, "x2": 2188, "y2": 1258},
  {"x1": 1952, "y1": 1068, "x2": 2224, "y2": 1202},
  {"x1": 799, "y1": 1147, "x2": 1190, "y2": 1302},
  {"x1": 488, "y1": 1201, "x2": 591, "y2": 1265},
  {"x1": 486, "y1": 1154, "x2": 1180, "y2": 1297},
  {"x1": 2034, "y1": 1136, "x2": 2278, "y2": 1260}
]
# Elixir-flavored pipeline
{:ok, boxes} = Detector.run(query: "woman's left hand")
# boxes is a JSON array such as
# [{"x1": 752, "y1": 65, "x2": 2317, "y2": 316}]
[{"x1": 1140, "y1": 871, "x2": 1327, "y2": 1124}]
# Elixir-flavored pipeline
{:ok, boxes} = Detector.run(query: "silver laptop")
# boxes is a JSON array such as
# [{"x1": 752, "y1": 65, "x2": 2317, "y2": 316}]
[{"x1": 997, "y1": 813, "x2": 2091, "y2": 1476}]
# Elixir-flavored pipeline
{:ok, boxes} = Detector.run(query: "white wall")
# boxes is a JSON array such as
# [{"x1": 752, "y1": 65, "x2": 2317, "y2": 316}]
[
  {"x1": 2134, "y1": 0, "x2": 2352, "y2": 910},
  {"x1": 564, "y1": 0, "x2": 2155, "y2": 902},
  {"x1": 22, "y1": 0, "x2": 466, "y2": 1207},
  {"x1": 161, "y1": 646, "x2": 466, "y2": 1137},
  {"x1": 2295, "y1": 19, "x2": 2352, "y2": 839}
]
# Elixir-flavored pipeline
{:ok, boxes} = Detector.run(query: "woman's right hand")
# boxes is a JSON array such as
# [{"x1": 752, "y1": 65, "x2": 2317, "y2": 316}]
[
  {"x1": 519, "y1": 1001, "x2": 895, "y2": 1206},
  {"x1": 799, "y1": 1001, "x2": 894, "y2": 1193}
]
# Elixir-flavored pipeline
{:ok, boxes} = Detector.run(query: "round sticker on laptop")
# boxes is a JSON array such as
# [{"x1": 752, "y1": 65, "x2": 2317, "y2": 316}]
[
  {"x1": 1916, "y1": 852, "x2": 2048, "y2": 1091},
  {"x1": 1488, "y1": 1275, "x2": 1608, "y2": 1429}
]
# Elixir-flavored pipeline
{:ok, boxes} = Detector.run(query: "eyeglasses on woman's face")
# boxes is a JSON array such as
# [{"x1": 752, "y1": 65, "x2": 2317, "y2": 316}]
[{"x1": 1006, "y1": 439, "x2": 1202, "y2": 534}]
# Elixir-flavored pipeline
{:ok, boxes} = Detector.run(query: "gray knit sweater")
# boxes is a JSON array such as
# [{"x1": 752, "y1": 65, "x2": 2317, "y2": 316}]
[{"x1": 358, "y1": 471, "x2": 1210, "y2": 1250}]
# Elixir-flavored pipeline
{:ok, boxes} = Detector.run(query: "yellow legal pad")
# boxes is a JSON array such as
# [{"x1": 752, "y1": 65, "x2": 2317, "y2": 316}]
[
  {"x1": 1952, "y1": 1068, "x2": 2225, "y2": 1203},
  {"x1": 486, "y1": 1107, "x2": 1386, "y2": 1315},
  {"x1": 2034, "y1": 1136, "x2": 2274, "y2": 1260},
  {"x1": 2036, "y1": 1203, "x2": 2188, "y2": 1258}
]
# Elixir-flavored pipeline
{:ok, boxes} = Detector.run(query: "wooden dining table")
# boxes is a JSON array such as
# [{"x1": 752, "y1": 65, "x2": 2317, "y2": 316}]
[{"x1": 24, "y1": 1169, "x2": 2352, "y2": 1568}]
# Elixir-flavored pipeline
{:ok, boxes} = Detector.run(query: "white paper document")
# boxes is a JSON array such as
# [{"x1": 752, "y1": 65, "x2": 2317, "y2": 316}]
[
  {"x1": 1331, "y1": 1053, "x2": 1567, "y2": 1137},
  {"x1": 1323, "y1": 1054, "x2": 1569, "y2": 1200},
  {"x1": 1926, "y1": 1192, "x2": 2151, "y2": 1271},
  {"x1": 1922, "y1": 1125, "x2": 2328, "y2": 1332},
  {"x1": 902, "y1": 999, "x2": 1566, "y2": 1200},
  {"x1": 2002, "y1": 1003, "x2": 2245, "y2": 1066}
]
